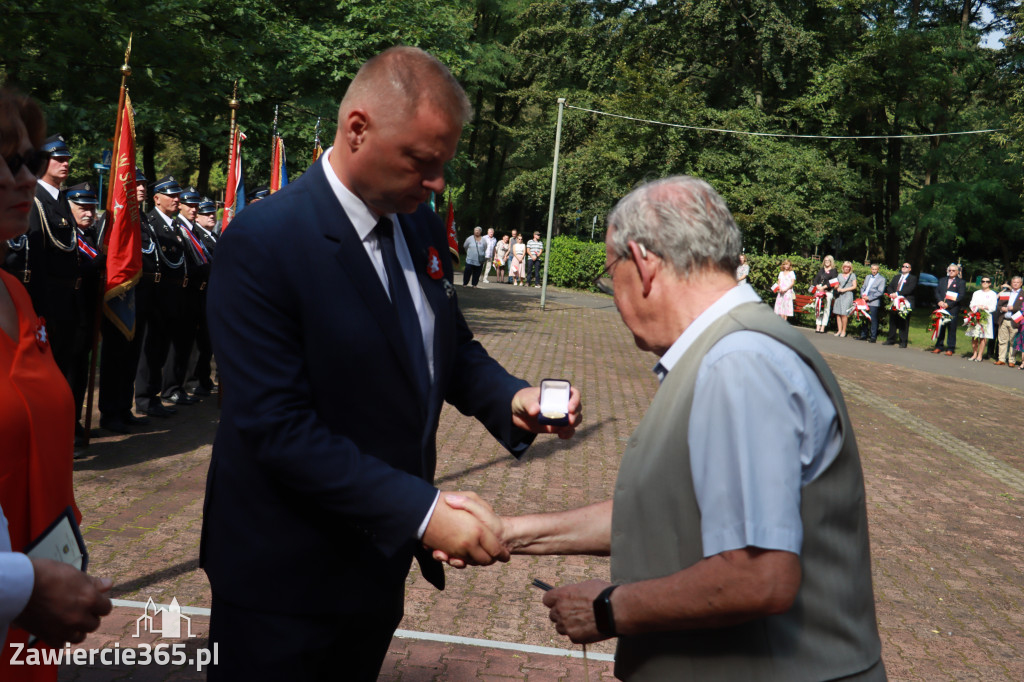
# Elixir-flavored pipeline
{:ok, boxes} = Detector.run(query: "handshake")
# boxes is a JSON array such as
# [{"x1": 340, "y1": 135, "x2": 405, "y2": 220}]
[
  {"x1": 422, "y1": 491, "x2": 513, "y2": 568},
  {"x1": 419, "y1": 383, "x2": 584, "y2": 567}
]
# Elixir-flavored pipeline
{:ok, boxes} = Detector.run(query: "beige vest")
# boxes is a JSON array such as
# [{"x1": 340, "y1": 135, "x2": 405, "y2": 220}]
[{"x1": 611, "y1": 301, "x2": 884, "y2": 681}]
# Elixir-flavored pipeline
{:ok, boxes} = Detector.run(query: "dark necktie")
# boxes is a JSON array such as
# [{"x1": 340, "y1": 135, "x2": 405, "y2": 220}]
[{"x1": 376, "y1": 217, "x2": 430, "y2": 398}]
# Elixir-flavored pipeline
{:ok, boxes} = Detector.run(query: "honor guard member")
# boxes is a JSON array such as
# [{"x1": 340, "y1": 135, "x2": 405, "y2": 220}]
[
  {"x1": 246, "y1": 185, "x2": 270, "y2": 203},
  {"x1": 3, "y1": 134, "x2": 80, "y2": 384},
  {"x1": 190, "y1": 197, "x2": 218, "y2": 395},
  {"x1": 98, "y1": 169, "x2": 151, "y2": 432},
  {"x1": 161, "y1": 185, "x2": 209, "y2": 404},
  {"x1": 65, "y1": 183, "x2": 104, "y2": 449},
  {"x1": 134, "y1": 175, "x2": 187, "y2": 418}
]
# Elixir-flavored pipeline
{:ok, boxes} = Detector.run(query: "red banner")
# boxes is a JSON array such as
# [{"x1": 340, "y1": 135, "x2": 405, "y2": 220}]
[
  {"x1": 223, "y1": 128, "x2": 246, "y2": 231},
  {"x1": 445, "y1": 201, "x2": 459, "y2": 263},
  {"x1": 102, "y1": 93, "x2": 143, "y2": 340}
]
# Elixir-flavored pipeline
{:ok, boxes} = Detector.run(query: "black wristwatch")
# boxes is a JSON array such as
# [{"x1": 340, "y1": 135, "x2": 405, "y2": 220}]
[{"x1": 593, "y1": 584, "x2": 620, "y2": 636}]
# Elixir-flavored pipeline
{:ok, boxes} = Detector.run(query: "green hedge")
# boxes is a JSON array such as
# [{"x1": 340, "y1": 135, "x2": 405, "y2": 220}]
[{"x1": 545, "y1": 235, "x2": 607, "y2": 290}]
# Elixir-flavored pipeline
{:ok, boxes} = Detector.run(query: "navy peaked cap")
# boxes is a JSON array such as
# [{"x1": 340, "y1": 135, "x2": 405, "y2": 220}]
[
  {"x1": 42, "y1": 134, "x2": 71, "y2": 158},
  {"x1": 152, "y1": 176, "x2": 182, "y2": 195},
  {"x1": 66, "y1": 182, "x2": 98, "y2": 205}
]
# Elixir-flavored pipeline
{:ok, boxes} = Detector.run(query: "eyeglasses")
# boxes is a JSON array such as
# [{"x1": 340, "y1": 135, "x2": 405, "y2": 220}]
[
  {"x1": 982, "y1": 279, "x2": 991, "y2": 283},
  {"x1": 594, "y1": 255, "x2": 624, "y2": 295},
  {"x1": 902, "y1": 264, "x2": 911, "y2": 269},
  {"x1": 4, "y1": 148, "x2": 50, "y2": 177}
]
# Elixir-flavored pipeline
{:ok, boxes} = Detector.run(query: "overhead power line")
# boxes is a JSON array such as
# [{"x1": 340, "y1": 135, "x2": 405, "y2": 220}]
[{"x1": 565, "y1": 104, "x2": 1005, "y2": 140}]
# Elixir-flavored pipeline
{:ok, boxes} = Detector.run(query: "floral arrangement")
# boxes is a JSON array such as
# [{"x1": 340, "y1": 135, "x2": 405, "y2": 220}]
[
  {"x1": 850, "y1": 298, "x2": 871, "y2": 328},
  {"x1": 885, "y1": 293, "x2": 912, "y2": 319},
  {"x1": 962, "y1": 308, "x2": 990, "y2": 331},
  {"x1": 802, "y1": 288, "x2": 828, "y2": 315},
  {"x1": 930, "y1": 308, "x2": 951, "y2": 341}
]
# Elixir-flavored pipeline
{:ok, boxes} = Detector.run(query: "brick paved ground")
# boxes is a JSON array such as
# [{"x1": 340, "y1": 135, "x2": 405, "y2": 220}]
[{"x1": 55, "y1": 283, "x2": 1022, "y2": 680}]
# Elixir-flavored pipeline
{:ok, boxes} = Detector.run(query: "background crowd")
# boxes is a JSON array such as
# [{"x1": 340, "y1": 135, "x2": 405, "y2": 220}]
[
  {"x1": 760, "y1": 255, "x2": 1024, "y2": 365},
  {"x1": 464, "y1": 227, "x2": 546, "y2": 288}
]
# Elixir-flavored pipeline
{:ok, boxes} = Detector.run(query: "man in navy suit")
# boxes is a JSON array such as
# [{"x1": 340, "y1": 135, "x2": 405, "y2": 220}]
[
  {"x1": 932, "y1": 263, "x2": 966, "y2": 355},
  {"x1": 201, "y1": 46, "x2": 580, "y2": 680},
  {"x1": 882, "y1": 261, "x2": 916, "y2": 348}
]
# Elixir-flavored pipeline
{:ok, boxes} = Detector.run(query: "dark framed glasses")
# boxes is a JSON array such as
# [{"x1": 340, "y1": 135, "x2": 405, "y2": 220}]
[
  {"x1": 5, "y1": 148, "x2": 51, "y2": 177},
  {"x1": 593, "y1": 256, "x2": 623, "y2": 295}
]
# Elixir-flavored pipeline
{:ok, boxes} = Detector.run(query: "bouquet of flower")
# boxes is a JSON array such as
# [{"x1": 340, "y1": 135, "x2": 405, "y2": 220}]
[
  {"x1": 886, "y1": 293, "x2": 912, "y2": 319},
  {"x1": 802, "y1": 289, "x2": 828, "y2": 315},
  {"x1": 962, "y1": 308, "x2": 990, "y2": 331},
  {"x1": 850, "y1": 298, "x2": 871, "y2": 328},
  {"x1": 930, "y1": 308, "x2": 951, "y2": 341}
]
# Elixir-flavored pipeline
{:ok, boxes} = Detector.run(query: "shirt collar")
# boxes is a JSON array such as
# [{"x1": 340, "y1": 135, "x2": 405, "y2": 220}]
[
  {"x1": 155, "y1": 209, "x2": 175, "y2": 227},
  {"x1": 320, "y1": 146, "x2": 393, "y2": 240},
  {"x1": 37, "y1": 179, "x2": 59, "y2": 200},
  {"x1": 653, "y1": 281, "x2": 763, "y2": 382}
]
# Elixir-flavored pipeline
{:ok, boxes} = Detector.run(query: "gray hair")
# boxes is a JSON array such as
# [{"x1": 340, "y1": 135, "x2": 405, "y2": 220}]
[
  {"x1": 607, "y1": 176, "x2": 742, "y2": 277},
  {"x1": 473, "y1": 226, "x2": 483, "y2": 235}
]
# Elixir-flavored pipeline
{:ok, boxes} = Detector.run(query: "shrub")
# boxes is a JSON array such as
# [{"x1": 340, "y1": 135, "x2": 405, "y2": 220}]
[{"x1": 545, "y1": 235, "x2": 606, "y2": 290}]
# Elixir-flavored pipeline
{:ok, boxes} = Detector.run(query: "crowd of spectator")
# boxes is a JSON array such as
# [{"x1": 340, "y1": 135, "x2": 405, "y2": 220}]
[
  {"x1": 766, "y1": 256, "x2": 1023, "y2": 364},
  {"x1": 463, "y1": 227, "x2": 547, "y2": 288}
]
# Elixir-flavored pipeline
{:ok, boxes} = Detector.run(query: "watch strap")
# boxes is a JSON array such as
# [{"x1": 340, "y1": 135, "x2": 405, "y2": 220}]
[{"x1": 593, "y1": 584, "x2": 620, "y2": 636}]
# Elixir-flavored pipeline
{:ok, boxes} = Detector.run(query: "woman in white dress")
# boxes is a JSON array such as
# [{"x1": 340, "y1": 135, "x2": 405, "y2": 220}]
[
  {"x1": 509, "y1": 234, "x2": 527, "y2": 286},
  {"x1": 735, "y1": 253, "x2": 749, "y2": 283},
  {"x1": 774, "y1": 259, "x2": 796, "y2": 320},
  {"x1": 967, "y1": 276, "x2": 997, "y2": 362}
]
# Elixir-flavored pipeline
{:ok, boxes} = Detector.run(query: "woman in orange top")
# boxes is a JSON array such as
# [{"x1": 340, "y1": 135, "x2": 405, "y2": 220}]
[{"x1": 0, "y1": 89, "x2": 111, "y2": 681}]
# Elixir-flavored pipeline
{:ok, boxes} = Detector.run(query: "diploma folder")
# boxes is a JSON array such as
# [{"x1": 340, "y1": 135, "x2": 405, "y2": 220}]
[{"x1": 23, "y1": 506, "x2": 88, "y2": 572}]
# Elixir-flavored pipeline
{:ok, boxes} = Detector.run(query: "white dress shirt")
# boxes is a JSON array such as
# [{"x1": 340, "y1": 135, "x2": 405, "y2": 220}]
[{"x1": 320, "y1": 147, "x2": 440, "y2": 537}]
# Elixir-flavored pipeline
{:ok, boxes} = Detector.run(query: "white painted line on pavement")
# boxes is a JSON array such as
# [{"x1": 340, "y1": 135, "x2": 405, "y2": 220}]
[
  {"x1": 109, "y1": 600, "x2": 614, "y2": 661},
  {"x1": 393, "y1": 629, "x2": 615, "y2": 661},
  {"x1": 112, "y1": 598, "x2": 212, "y2": 616}
]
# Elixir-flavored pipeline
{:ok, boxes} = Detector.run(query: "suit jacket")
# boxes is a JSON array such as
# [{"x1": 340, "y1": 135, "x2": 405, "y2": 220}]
[
  {"x1": 860, "y1": 273, "x2": 885, "y2": 307},
  {"x1": 201, "y1": 160, "x2": 533, "y2": 616},
  {"x1": 996, "y1": 288, "x2": 1024, "y2": 331},
  {"x1": 935, "y1": 275, "x2": 967, "y2": 314},
  {"x1": 886, "y1": 272, "x2": 917, "y2": 308}
]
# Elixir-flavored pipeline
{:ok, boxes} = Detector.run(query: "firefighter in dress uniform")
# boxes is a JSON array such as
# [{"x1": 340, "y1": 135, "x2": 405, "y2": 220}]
[
  {"x1": 161, "y1": 185, "x2": 209, "y2": 404},
  {"x1": 134, "y1": 175, "x2": 187, "y2": 418}
]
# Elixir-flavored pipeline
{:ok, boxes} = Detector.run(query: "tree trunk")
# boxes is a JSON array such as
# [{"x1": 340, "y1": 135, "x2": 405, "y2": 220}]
[
  {"x1": 883, "y1": 118, "x2": 902, "y2": 268},
  {"x1": 142, "y1": 129, "x2": 156, "y2": 193},
  {"x1": 197, "y1": 142, "x2": 212, "y2": 197}
]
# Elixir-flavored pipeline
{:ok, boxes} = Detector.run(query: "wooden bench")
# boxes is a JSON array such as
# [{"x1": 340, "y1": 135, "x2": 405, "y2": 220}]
[{"x1": 794, "y1": 293, "x2": 815, "y2": 316}]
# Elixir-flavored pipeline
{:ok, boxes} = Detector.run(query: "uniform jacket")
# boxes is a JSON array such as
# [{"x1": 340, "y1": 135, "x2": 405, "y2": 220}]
[{"x1": 143, "y1": 209, "x2": 187, "y2": 281}]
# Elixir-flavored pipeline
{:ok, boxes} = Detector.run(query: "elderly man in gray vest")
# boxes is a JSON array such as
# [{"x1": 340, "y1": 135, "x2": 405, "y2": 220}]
[{"x1": 441, "y1": 175, "x2": 885, "y2": 681}]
